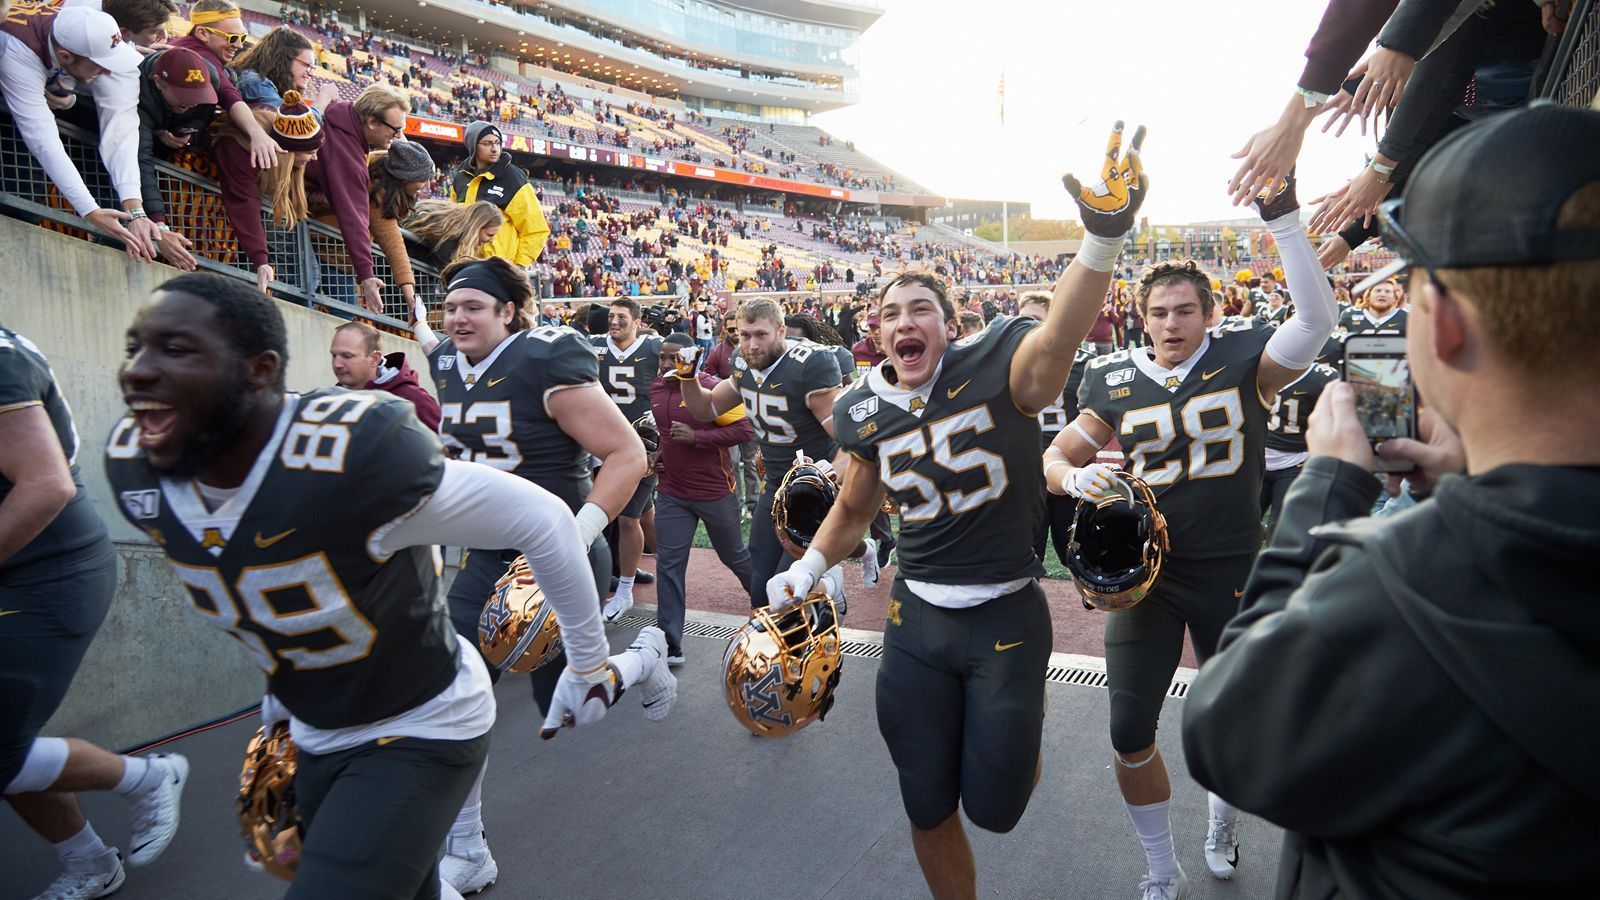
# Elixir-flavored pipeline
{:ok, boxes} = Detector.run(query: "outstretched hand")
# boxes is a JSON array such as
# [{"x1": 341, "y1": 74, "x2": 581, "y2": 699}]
[{"x1": 1064, "y1": 121, "x2": 1148, "y2": 237}]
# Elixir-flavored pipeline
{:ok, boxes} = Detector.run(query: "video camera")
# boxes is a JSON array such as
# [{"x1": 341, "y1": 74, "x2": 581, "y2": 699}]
[{"x1": 640, "y1": 303, "x2": 675, "y2": 331}]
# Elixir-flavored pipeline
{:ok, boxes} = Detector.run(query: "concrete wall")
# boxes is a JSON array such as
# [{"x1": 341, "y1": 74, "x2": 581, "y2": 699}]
[{"x1": 0, "y1": 217, "x2": 436, "y2": 750}]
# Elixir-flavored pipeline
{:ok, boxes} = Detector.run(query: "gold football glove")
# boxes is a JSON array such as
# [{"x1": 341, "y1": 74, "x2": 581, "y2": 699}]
[{"x1": 1063, "y1": 121, "x2": 1149, "y2": 237}]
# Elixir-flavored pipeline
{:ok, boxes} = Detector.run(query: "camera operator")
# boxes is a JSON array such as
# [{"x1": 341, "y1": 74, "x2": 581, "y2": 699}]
[{"x1": 1184, "y1": 105, "x2": 1600, "y2": 898}]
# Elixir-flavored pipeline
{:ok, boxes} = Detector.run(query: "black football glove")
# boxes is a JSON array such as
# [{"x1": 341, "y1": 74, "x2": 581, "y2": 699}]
[
  {"x1": 1063, "y1": 121, "x2": 1148, "y2": 238},
  {"x1": 1253, "y1": 167, "x2": 1299, "y2": 222}
]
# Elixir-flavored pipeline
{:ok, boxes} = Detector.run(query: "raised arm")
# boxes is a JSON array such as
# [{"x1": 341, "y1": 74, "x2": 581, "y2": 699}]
[
  {"x1": 1010, "y1": 122, "x2": 1148, "y2": 414},
  {"x1": 1255, "y1": 173, "x2": 1339, "y2": 399}
]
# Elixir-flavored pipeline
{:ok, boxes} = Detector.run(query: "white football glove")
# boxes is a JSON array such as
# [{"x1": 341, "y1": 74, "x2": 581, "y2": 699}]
[
  {"x1": 766, "y1": 548, "x2": 827, "y2": 612},
  {"x1": 1067, "y1": 463, "x2": 1122, "y2": 503},
  {"x1": 816, "y1": 565, "x2": 845, "y2": 602},
  {"x1": 539, "y1": 663, "x2": 624, "y2": 740},
  {"x1": 260, "y1": 693, "x2": 289, "y2": 730}
]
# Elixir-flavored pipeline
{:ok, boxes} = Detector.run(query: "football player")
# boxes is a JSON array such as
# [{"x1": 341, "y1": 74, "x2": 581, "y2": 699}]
[
  {"x1": 413, "y1": 258, "x2": 652, "y2": 892},
  {"x1": 1264, "y1": 358, "x2": 1340, "y2": 537},
  {"x1": 591, "y1": 298, "x2": 662, "y2": 623},
  {"x1": 765, "y1": 122, "x2": 1150, "y2": 900},
  {"x1": 1042, "y1": 173, "x2": 1337, "y2": 898},
  {"x1": 3, "y1": 327, "x2": 186, "y2": 899},
  {"x1": 1339, "y1": 277, "x2": 1408, "y2": 334},
  {"x1": 112, "y1": 274, "x2": 669, "y2": 900},
  {"x1": 677, "y1": 297, "x2": 845, "y2": 607}
]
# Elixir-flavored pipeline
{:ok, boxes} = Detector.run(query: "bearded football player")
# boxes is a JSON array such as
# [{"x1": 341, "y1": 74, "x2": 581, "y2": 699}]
[
  {"x1": 112, "y1": 274, "x2": 668, "y2": 900},
  {"x1": 677, "y1": 297, "x2": 845, "y2": 607},
  {"x1": 1339, "y1": 277, "x2": 1408, "y2": 335},
  {"x1": 1043, "y1": 172, "x2": 1337, "y2": 898},
  {"x1": 765, "y1": 122, "x2": 1151, "y2": 900}
]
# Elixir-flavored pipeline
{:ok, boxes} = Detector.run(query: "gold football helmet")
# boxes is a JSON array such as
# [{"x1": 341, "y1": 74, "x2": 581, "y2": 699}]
[
  {"x1": 238, "y1": 723, "x2": 300, "y2": 881},
  {"x1": 631, "y1": 412, "x2": 660, "y2": 454},
  {"x1": 723, "y1": 591, "x2": 843, "y2": 738},
  {"x1": 772, "y1": 459, "x2": 839, "y2": 559},
  {"x1": 1064, "y1": 471, "x2": 1169, "y2": 612},
  {"x1": 478, "y1": 555, "x2": 564, "y2": 674}
]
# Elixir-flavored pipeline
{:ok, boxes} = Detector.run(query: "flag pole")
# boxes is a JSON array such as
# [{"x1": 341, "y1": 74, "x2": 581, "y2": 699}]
[{"x1": 998, "y1": 69, "x2": 1008, "y2": 252}]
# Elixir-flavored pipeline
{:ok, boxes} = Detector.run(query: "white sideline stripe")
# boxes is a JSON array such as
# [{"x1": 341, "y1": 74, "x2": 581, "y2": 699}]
[{"x1": 628, "y1": 602, "x2": 1197, "y2": 686}]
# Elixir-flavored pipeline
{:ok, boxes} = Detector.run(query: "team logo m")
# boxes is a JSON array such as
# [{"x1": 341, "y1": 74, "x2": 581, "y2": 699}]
[{"x1": 741, "y1": 666, "x2": 793, "y2": 727}]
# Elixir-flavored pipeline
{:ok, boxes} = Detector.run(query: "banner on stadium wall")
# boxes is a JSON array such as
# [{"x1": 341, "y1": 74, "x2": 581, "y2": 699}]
[
  {"x1": 404, "y1": 117, "x2": 464, "y2": 142},
  {"x1": 414, "y1": 117, "x2": 944, "y2": 208}
]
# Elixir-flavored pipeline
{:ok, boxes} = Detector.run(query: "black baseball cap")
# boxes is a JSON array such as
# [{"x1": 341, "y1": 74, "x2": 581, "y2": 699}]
[{"x1": 1358, "y1": 103, "x2": 1600, "y2": 294}]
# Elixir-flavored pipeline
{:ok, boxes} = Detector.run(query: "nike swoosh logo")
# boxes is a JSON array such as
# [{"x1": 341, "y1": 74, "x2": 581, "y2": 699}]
[
  {"x1": 254, "y1": 529, "x2": 296, "y2": 549},
  {"x1": 1291, "y1": 390, "x2": 1308, "y2": 396},
  {"x1": 0, "y1": 609, "x2": 19, "y2": 618},
  {"x1": 1202, "y1": 367, "x2": 1226, "y2": 381},
  {"x1": 994, "y1": 640, "x2": 1024, "y2": 652},
  {"x1": 376, "y1": 736, "x2": 403, "y2": 746},
  {"x1": 487, "y1": 377, "x2": 507, "y2": 387},
  {"x1": 768, "y1": 382, "x2": 782, "y2": 388},
  {"x1": 946, "y1": 379, "x2": 973, "y2": 399}
]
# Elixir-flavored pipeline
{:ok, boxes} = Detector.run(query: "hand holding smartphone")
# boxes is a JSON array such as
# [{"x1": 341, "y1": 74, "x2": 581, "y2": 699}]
[{"x1": 1342, "y1": 334, "x2": 1416, "y2": 473}]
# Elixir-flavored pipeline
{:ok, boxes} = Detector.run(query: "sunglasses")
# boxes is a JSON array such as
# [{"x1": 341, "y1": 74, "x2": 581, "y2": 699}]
[
  {"x1": 1360, "y1": 198, "x2": 1443, "y2": 297},
  {"x1": 197, "y1": 26, "x2": 248, "y2": 47}
]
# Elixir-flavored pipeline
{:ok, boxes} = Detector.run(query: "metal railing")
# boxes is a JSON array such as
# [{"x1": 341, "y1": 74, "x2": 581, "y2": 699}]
[
  {"x1": 1540, "y1": 0, "x2": 1599, "y2": 108},
  {"x1": 0, "y1": 108, "x2": 437, "y2": 332}
]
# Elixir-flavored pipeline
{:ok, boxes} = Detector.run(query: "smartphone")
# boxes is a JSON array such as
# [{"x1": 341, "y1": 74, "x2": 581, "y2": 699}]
[{"x1": 1342, "y1": 334, "x2": 1416, "y2": 472}]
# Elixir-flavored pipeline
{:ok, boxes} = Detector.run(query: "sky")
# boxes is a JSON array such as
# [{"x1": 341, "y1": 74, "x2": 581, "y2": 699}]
[{"x1": 812, "y1": 0, "x2": 1379, "y2": 224}]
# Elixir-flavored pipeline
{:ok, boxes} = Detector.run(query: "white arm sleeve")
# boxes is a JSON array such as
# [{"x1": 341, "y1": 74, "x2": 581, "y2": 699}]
[
  {"x1": 374, "y1": 460, "x2": 608, "y2": 675},
  {"x1": 0, "y1": 43, "x2": 99, "y2": 215},
  {"x1": 413, "y1": 317, "x2": 439, "y2": 355},
  {"x1": 1263, "y1": 211, "x2": 1338, "y2": 370},
  {"x1": 88, "y1": 67, "x2": 140, "y2": 203}
]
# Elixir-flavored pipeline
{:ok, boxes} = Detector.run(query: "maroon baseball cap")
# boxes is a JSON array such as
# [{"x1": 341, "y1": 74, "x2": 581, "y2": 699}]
[{"x1": 152, "y1": 48, "x2": 218, "y2": 106}]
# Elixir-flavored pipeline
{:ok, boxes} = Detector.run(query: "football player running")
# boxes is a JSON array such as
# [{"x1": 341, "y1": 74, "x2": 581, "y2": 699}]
[
  {"x1": 3, "y1": 326, "x2": 187, "y2": 899},
  {"x1": 112, "y1": 274, "x2": 667, "y2": 900},
  {"x1": 591, "y1": 298, "x2": 662, "y2": 623},
  {"x1": 677, "y1": 297, "x2": 845, "y2": 607},
  {"x1": 766, "y1": 122, "x2": 1150, "y2": 900},
  {"x1": 413, "y1": 258, "x2": 658, "y2": 893},
  {"x1": 1042, "y1": 172, "x2": 1337, "y2": 898}
]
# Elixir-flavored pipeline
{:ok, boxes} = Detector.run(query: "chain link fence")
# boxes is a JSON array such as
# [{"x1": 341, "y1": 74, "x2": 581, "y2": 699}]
[
  {"x1": 0, "y1": 107, "x2": 439, "y2": 332},
  {"x1": 1541, "y1": 0, "x2": 1599, "y2": 108}
]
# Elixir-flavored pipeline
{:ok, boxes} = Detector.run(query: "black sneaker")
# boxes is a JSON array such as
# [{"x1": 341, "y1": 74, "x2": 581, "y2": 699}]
[
  {"x1": 665, "y1": 645, "x2": 685, "y2": 667},
  {"x1": 634, "y1": 569, "x2": 655, "y2": 585}
]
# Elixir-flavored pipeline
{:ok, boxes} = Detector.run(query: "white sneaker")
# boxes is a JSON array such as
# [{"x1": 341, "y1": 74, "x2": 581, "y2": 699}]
[
  {"x1": 860, "y1": 537, "x2": 881, "y2": 588},
  {"x1": 1204, "y1": 816, "x2": 1240, "y2": 879},
  {"x1": 127, "y1": 753, "x2": 188, "y2": 866},
  {"x1": 602, "y1": 592, "x2": 633, "y2": 624},
  {"x1": 1138, "y1": 866, "x2": 1190, "y2": 900},
  {"x1": 441, "y1": 832, "x2": 497, "y2": 895},
  {"x1": 630, "y1": 626, "x2": 677, "y2": 722},
  {"x1": 32, "y1": 848, "x2": 125, "y2": 900}
]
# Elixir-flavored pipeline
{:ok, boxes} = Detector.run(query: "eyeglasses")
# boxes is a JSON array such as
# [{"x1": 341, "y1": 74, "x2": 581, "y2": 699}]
[
  {"x1": 197, "y1": 26, "x2": 249, "y2": 47},
  {"x1": 375, "y1": 117, "x2": 406, "y2": 136}
]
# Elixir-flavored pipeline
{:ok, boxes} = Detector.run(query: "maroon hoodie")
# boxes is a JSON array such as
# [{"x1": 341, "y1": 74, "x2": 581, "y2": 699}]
[
  {"x1": 649, "y1": 371, "x2": 753, "y2": 502},
  {"x1": 364, "y1": 352, "x2": 440, "y2": 432},
  {"x1": 303, "y1": 101, "x2": 375, "y2": 281}
]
